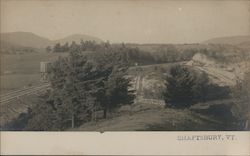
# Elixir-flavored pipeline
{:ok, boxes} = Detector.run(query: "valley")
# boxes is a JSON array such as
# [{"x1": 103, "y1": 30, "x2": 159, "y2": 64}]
[{"x1": 0, "y1": 32, "x2": 250, "y2": 131}]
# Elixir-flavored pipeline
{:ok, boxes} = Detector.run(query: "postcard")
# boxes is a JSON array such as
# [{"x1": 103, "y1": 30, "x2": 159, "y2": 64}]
[{"x1": 0, "y1": 0, "x2": 249, "y2": 155}]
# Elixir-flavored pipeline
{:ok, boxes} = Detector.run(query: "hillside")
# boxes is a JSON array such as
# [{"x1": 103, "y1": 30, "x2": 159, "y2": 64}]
[
  {"x1": 0, "y1": 40, "x2": 26, "y2": 50},
  {"x1": 0, "y1": 32, "x2": 51, "y2": 48},
  {"x1": 0, "y1": 32, "x2": 103, "y2": 51},
  {"x1": 74, "y1": 102, "x2": 235, "y2": 131},
  {"x1": 53, "y1": 34, "x2": 103, "y2": 44},
  {"x1": 203, "y1": 35, "x2": 250, "y2": 45}
]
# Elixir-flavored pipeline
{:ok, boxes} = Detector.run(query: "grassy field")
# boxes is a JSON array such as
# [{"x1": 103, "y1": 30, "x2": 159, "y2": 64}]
[
  {"x1": 0, "y1": 74, "x2": 41, "y2": 93},
  {"x1": 0, "y1": 52, "x2": 68, "y2": 93}
]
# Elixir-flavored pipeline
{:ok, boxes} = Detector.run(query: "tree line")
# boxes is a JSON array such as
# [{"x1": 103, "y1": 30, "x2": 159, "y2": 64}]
[
  {"x1": 46, "y1": 40, "x2": 111, "y2": 53},
  {"x1": 46, "y1": 41, "x2": 197, "y2": 65},
  {"x1": 47, "y1": 41, "x2": 246, "y2": 67}
]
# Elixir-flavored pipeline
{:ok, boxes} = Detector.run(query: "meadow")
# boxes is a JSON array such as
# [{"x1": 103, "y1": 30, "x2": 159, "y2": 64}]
[{"x1": 0, "y1": 52, "x2": 68, "y2": 93}]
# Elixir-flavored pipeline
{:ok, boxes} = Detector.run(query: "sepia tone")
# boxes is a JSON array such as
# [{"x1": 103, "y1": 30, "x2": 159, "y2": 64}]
[{"x1": 0, "y1": 0, "x2": 250, "y2": 131}]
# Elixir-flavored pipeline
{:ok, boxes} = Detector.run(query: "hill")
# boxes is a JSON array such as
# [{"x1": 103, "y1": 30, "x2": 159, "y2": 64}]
[
  {"x1": 0, "y1": 32, "x2": 51, "y2": 48},
  {"x1": 1, "y1": 40, "x2": 24, "y2": 50},
  {"x1": 74, "y1": 102, "x2": 235, "y2": 131},
  {"x1": 203, "y1": 35, "x2": 250, "y2": 45},
  {"x1": 53, "y1": 34, "x2": 103, "y2": 44},
  {"x1": 0, "y1": 32, "x2": 103, "y2": 51}
]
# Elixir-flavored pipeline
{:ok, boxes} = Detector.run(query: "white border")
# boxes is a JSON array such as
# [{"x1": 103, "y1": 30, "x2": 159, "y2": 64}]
[{"x1": 1, "y1": 131, "x2": 250, "y2": 155}]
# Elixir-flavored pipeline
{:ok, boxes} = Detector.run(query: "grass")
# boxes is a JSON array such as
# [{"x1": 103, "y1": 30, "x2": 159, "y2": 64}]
[
  {"x1": 0, "y1": 52, "x2": 68, "y2": 93},
  {"x1": 0, "y1": 74, "x2": 41, "y2": 94},
  {"x1": 74, "y1": 105, "x2": 235, "y2": 131},
  {"x1": 1, "y1": 52, "x2": 68, "y2": 74}
]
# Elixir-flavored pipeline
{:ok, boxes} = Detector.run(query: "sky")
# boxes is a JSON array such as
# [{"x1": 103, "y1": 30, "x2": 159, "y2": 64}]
[{"x1": 1, "y1": 0, "x2": 249, "y2": 43}]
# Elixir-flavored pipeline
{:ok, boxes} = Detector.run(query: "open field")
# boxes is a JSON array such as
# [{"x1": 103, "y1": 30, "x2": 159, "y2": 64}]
[
  {"x1": 0, "y1": 52, "x2": 68, "y2": 93},
  {"x1": 1, "y1": 52, "x2": 68, "y2": 74},
  {"x1": 0, "y1": 74, "x2": 41, "y2": 94}
]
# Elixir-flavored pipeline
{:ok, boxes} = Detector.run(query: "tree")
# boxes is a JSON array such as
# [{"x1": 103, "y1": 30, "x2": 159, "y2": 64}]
[
  {"x1": 101, "y1": 66, "x2": 135, "y2": 118},
  {"x1": 62, "y1": 42, "x2": 69, "y2": 52},
  {"x1": 163, "y1": 65, "x2": 215, "y2": 108},
  {"x1": 93, "y1": 50, "x2": 135, "y2": 118},
  {"x1": 69, "y1": 41, "x2": 78, "y2": 51},
  {"x1": 25, "y1": 96, "x2": 57, "y2": 130},
  {"x1": 163, "y1": 65, "x2": 196, "y2": 108},
  {"x1": 53, "y1": 43, "x2": 62, "y2": 52},
  {"x1": 192, "y1": 71, "x2": 210, "y2": 102},
  {"x1": 48, "y1": 50, "x2": 106, "y2": 129}
]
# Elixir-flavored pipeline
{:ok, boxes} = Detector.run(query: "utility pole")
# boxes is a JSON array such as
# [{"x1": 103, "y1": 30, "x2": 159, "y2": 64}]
[{"x1": 71, "y1": 114, "x2": 74, "y2": 129}]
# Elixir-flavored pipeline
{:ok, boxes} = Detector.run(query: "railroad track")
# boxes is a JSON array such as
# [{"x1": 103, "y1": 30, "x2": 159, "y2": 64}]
[
  {"x1": 197, "y1": 66, "x2": 235, "y2": 85},
  {"x1": 0, "y1": 83, "x2": 50, "y2": 104},
  {"x1": 186, "y1": 63, "x2": 236, "y2": 86}
]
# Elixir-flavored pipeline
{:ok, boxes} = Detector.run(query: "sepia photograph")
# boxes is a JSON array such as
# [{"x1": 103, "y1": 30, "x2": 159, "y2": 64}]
[{"x1": 0, "y1": 0, "x2": 250, "y2": 132}]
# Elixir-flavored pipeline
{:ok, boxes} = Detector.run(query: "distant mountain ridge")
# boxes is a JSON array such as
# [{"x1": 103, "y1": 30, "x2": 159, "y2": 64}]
[
  {"x1": 1, "y1": 32, "x2": 249, "y2": 52},
  {"x1": 54, "y1": 34, "x2": 103, "y2": 44},
  {"x1": 1, "y1": 32, "x2": 51, "y2": 48},
  {"x1": 203, "y1": 35, "x2": 250, "y2": 45},
  {"x1": 0, "y1": 32, "x2": 103, "y2": 49}
]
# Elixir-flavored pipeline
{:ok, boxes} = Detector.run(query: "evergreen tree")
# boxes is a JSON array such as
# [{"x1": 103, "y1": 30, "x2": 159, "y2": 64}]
[
  {"x1": 69, "y1": 41, "x2": 78, "y2": 51},
  {"x1": 101, "y1": 66, "x2": 135, "y2": 118},
  {"x1": 192, "y1": 71, "x2": 210, "y2": 102},
  {"x1": 50, "y1": 50, "x2": 107, "y2": 129},
  {"x1": 163, "y1": 65, "x2": 195, "y2": 108},
  {"x1": 62, "y1": 42, "x2": 69, "y2": 52},
  {"x1": 93, "y1": 50, "x2": 135, "y2": 118}
]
